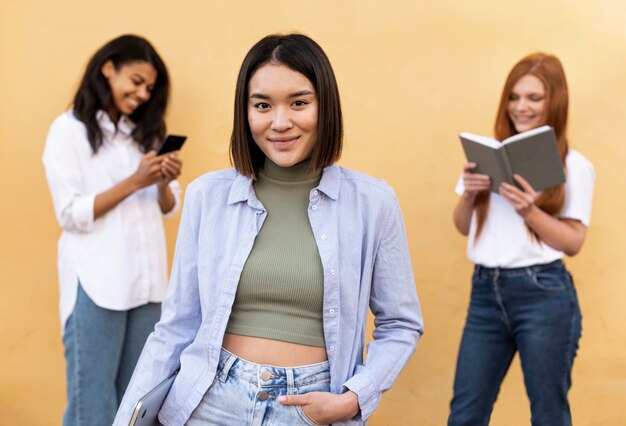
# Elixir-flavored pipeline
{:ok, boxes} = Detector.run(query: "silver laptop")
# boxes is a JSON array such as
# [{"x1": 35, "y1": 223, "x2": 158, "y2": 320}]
[{"x1": 128, "y1": 370, "x2": 178, "y2": 426}]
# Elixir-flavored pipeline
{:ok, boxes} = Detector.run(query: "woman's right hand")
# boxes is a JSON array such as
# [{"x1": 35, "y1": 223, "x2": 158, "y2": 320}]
[
  {"x1": 453, "y1": 162, "x2": 490, "y2": 235},
  {"x1": 93, "y1": 151, "x2": 164, "y2": 220},
  {"x1": 462, "y1": 162, "x2": 491, "y2": 197},
  {"x1": 132, "y1": 151, "x2": 164, "y2": 189}
]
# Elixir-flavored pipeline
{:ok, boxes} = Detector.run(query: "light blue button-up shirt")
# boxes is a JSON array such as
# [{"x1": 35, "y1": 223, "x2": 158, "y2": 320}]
[{"x1": 114, "y1": 164, "x2": 424, "y2": 425}]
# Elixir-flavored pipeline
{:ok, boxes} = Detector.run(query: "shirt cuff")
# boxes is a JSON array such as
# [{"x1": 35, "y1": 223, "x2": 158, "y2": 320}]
[
  {"x1": 71, "y1": 194, "x2": 95, "y2": 232},
  {"x1": 162, "y1": 180, "x2": 182, "y2": 219},
  {"x1": 342, "y1": 365, "x2": 380, "y2": 421}
]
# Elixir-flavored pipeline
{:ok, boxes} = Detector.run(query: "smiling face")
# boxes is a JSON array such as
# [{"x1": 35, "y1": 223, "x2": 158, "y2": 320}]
[
  {"x1": 247, "y1": 62, "x2": 318, "y2": 168},
  {"x1": 101, "y1": 60, "x2": 157, "y2": 122},
  {"x1": 507, "y1": 74, "x2": 547, "y2": 133}
]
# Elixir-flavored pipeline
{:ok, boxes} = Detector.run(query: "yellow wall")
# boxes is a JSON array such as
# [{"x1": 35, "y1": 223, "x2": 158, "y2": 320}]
[{"x1": 2, "y1": 1, "x2": 625, "y2": 424}]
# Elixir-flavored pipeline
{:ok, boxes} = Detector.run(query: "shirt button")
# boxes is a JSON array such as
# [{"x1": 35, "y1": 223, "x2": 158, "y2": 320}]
[
  {"x1": 330, "y1": 269, "x2": 336, "y2": 275},
  {"x1": 321, "y1": 234, "x2": 327, "y2": 240},
  {"x1": 329, "y1": 346, "x2": 335, "y2": 352},
  {"x1": 311, "y1": 205, "x2": 318, "y2": 211},
  {"x1": 329, "y1": 309, "x2": 335, "y2": 315},
  {"x1": 313, "y1": 190, "x2": 319, "y2": 196}
]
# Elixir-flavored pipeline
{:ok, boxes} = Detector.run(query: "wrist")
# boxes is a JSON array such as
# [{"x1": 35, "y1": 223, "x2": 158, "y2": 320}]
[
  {"x1": 157, "y1": 179, "x2": 170, "y2": 191},
  {"x1": 521, "y1": 204, "x2": 538, "y2": 220},
  {"x1": 126, "y1": 173, "x2": 143, "y2": 192},
  {"x1": 339, "y1": 391, "x2": 359, "y2": 419},
  {"x1": 462, "y1": 191, "x2": 477, "y2": 203}
]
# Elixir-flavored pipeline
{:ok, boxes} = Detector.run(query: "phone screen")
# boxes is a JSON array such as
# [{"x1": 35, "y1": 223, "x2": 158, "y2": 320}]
[{"x1": 157, "y1": 135, "x2": 187, "y2": 155}]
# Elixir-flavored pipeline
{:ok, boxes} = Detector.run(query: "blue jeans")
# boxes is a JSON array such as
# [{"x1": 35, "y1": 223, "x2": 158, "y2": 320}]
[
  {"x1": 187, "y1": 348, "x2": 331, "y2": 425},
  {"x1": 63, "y1": 284, "x2": 161, "y2": 426},
  {"x1": 448, "y1": 260, "x2": 582, "y2": 426}
]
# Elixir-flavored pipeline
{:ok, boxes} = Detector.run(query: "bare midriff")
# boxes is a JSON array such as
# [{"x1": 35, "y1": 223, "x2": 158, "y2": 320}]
[{"x1": 222, "y1": 333, "x2": 328, "y2": 366}]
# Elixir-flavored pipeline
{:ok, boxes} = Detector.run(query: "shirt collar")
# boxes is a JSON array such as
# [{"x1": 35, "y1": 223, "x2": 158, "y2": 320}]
[
  {"x1": 317, "y1": 164, "x2": 340, "y2": 200},
  {"x1": 228, "y1": 174, "x2": 255, "y2": 205},
  {"x1": 95, "y1": 110, "x2": 135, "y2": 137},
  {"x1": 227, "y1": 163, "x2": 341, "y2": 207}
]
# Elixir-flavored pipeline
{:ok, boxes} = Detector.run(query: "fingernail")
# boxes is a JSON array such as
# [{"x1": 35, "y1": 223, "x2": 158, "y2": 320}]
[{"x1": 278, "y1": 396, "x2": 286, "y2": 403}]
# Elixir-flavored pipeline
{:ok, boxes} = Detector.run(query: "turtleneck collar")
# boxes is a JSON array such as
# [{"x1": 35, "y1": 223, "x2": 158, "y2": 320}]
[{"x1": 260, "y1": 157, "x2": 322, "y2": 184}]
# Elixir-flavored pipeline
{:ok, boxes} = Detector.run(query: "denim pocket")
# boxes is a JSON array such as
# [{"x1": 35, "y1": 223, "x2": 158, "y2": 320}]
[
  {"x1": 295, "y1": 405, "x2": 323, "y2": 426},
  {"x1": 293, "y1": 380, "x2": 330, "y2": 426},
  {"x1": 530, "y1": 268, "x2": 568, "y2": 291}
]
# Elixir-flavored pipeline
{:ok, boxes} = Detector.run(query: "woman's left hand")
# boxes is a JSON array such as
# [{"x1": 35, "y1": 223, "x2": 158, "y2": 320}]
[
  {"x1": 278, "y1": 391, "x2": 359, "y2": 425},
  {"x1": 499, "y1": 174, "x2": 538, "y2": 217},
  {"x1": 157, "y1": 152, "x2": 182, "y2": 188}
]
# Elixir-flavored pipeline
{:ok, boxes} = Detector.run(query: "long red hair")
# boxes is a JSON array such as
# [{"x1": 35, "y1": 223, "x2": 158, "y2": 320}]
[{"x1": 474, "y1": 53, "x2": 568, "y2": 240}]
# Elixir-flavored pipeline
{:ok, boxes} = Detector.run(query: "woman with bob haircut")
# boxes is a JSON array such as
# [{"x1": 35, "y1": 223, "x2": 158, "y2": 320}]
[
  {"x1": 448, "y1": 53, "x2": 595, "y2": 425},
  {"x1": 114, "y1": 33, "x2": 423, "y2": 425},
  {"x1": 43, "y1": 34, "x2": 182, "y2": 425}
]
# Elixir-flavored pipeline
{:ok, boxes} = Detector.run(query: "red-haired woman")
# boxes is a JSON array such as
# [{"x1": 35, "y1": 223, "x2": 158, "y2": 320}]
[{"x1": 449, "y1": 53, "x2": 595, "y2": 426}]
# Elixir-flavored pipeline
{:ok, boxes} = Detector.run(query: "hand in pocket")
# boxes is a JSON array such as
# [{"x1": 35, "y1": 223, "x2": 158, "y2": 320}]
[{"x1": 279, "y1": 390, "x2": 359, "y2": 424}]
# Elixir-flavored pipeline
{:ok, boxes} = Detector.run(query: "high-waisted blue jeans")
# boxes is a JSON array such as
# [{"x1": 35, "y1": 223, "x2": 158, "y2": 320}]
[
  {"x1": 187, "y1": 348, "x2": 331, "y2": 425},
  {"x1": 63, "y1": 284, "x2": 161, "y2": 426},
  {"x1": 448, "y1": 260, "x2": 582, "y2": 426}
]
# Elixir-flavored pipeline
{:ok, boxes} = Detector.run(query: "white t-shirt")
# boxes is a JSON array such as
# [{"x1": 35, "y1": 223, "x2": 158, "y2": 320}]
[
  {"x1": 455, "y1": 149, "x2": 595, "y2": 268},
  {"x1": 43, "y1": 111, "x2": 181, "y2": 333}
]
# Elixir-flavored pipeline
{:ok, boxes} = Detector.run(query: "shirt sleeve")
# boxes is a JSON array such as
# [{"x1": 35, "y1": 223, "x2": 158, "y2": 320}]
[
  {"x1": 454, "y1": 174, "x2": 465, "y2": 195},
  {"x1": 161, "y1": 179, "x2": 182, "y2": 219},
  {"x1": 342, "y1": 193, "x2": 424, "y2": 420},
  {"x1": 42, "y1": 116, "x2": 95, "y2": 233},
  {"x1": 560, "y1": 153, "x2": 595, "y2": 226}
]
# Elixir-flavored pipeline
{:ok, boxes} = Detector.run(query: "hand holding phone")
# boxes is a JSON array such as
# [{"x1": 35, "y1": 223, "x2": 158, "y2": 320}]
[{"x1": 157, "y1": 135, "x2": 187, "y2": 156}]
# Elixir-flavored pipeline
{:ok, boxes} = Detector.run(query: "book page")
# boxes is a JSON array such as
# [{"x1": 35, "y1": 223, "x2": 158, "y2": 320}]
[
  {"x1": 459, "y1": 132, "x2": 501, "y2": 149},
  {"x1": 501, "y1": 125, "x2": 552, "y2": 145}
]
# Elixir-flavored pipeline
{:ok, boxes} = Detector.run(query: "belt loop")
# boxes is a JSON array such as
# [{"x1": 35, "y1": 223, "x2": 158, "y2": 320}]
[
  {"x1": 286, "y1": 368, "x2": 296, "y2": 394},
  {"x1": 220, "y1": 352, "x2": 237, "y2": 381}
]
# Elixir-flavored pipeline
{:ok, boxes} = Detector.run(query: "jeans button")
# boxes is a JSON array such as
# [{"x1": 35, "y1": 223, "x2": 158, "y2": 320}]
[
  {"x1": 260, "y1": 371, "x2": 271, "y2": 381},
  {"x1": 258, "y1": 390, "x2": 270, "y2": 401}
]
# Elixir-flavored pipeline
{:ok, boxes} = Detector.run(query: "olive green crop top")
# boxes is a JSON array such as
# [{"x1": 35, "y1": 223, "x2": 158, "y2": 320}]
[{"x1": 225, "y1": 158, "x2": 325, "y2": 347}]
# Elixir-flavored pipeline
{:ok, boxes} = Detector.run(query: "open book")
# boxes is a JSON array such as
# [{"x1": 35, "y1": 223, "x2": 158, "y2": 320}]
[{"x1": 460, "y1": 125, "x2": 566, "y2": 193}]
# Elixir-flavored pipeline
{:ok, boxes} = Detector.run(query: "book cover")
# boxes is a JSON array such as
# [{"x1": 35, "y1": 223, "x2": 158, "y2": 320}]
[{"x1": 460, "y1": 125, "x2": 566, "y2": 193}]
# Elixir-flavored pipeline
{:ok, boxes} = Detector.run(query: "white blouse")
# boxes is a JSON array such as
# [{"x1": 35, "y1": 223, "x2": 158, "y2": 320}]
[
  {"x1": 455, "y1": 149, "x2": 595, "y2": 268},
  {"x1": 43, "y1": 111, "x2": 181, "y2": 333}
]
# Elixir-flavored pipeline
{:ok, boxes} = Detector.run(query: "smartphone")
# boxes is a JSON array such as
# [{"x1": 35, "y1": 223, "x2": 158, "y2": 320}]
[{"x1": 156, "y1": 135, "x2": 187, "y2": 156}]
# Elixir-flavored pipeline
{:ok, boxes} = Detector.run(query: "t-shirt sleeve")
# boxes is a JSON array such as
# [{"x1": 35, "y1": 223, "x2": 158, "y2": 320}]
[
  {"x1": 454, "y1": 174, "x2": 465, "y2": 195},
  {"x1": 560, "y1": 152, "x2": 595, "y2": 226}
]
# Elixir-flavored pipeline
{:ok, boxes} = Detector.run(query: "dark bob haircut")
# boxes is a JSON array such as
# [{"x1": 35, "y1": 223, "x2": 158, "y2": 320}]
[
  {"x1": 230, "y1": 33, "x2": 343, "y2": 178},
  {"x1": 73, "y1": 34, "x2": 170, "y2": 154}
]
